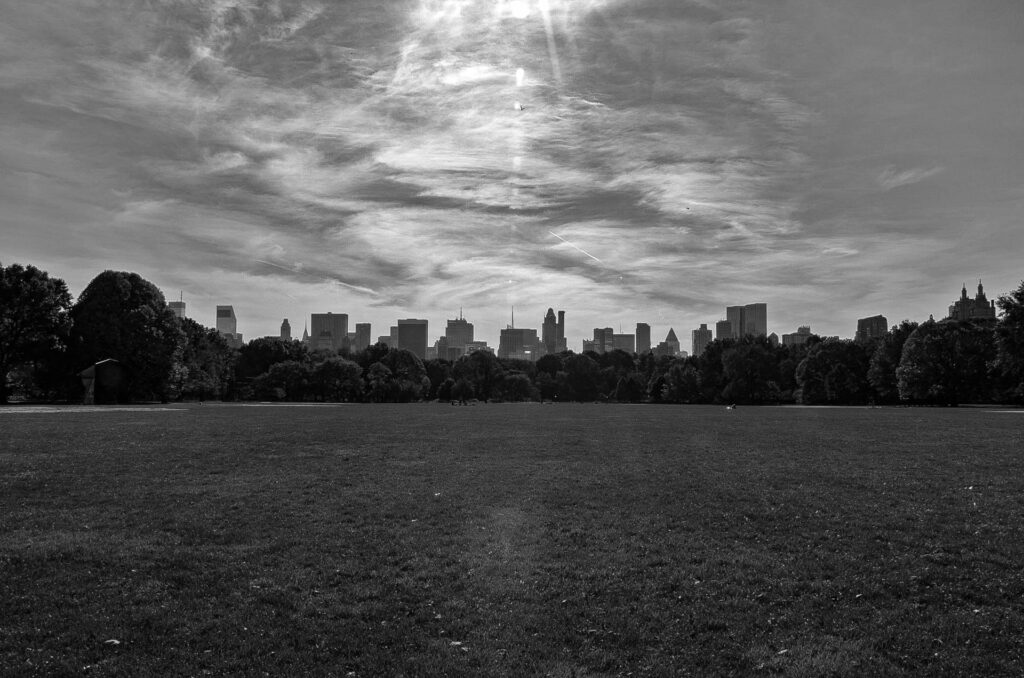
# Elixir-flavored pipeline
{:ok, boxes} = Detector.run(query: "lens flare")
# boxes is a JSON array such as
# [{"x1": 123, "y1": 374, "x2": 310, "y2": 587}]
[{"x1": 515, "y1": 67, "x2": 525, "y2": 87}]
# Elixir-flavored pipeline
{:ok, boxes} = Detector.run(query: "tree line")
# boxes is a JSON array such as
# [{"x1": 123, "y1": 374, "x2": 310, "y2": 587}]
[{"x1": 3, "y1": 263, "x2": 1024, "y2": 405}]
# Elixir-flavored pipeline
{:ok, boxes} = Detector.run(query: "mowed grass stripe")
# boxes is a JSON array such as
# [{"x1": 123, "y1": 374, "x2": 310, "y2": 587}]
[{"x1": 2, "y1": 405, "x2": 1023, "y2": 676}]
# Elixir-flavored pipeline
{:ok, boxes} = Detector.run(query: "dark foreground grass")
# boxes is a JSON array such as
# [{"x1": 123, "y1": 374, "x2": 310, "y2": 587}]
[{"x1": 2, "y1": 404, "x2": 1024, "y2": 677}]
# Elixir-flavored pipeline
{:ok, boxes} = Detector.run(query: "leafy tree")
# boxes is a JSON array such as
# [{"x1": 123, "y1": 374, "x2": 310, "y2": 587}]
[
  {"x1": 424, "y1": 359, "x2": 453, "y2": 400},
  {"x1": 453, "y1": 350, "x2": 504, "y2": 401},
  {"x1": 662, "y1": 361, "x2": 701, "y2": 403},
  {"x1": 312, "y1": 357, "x2": 362, "y2": 402},
  {"x1": 897, "y1": 319, "x2": 997, "y2": 405},
  {"x1": 69, "y1": 270, "x2": 181, "y2": 402},
  {"x1": 796, "y1": 339, "x2": 871, "y2": 405},
  {"x1": 612, "y1": 374, "x2": 646, "y2": 403},
  {"x1": 253, "y1": 360, "x2": 312, "y2": 401},
  {"x1": 563, "y1": 353, "x2": 600, "y2": 401},
  {"x1": 867, "y1": 321, "x2": 919, "y2": 403},
  {"x1": 720, "y1": 339, "x2": 779, "y2": 404},
  {"x1": 0, "y1": 262, "x2": 73, "y2": 403},
  {"x1": 365, "y1": 362, "x2": 394, "y2": 403},
  {"x1": 536, "y1": 353, "x2": 563, "y2": 378},
  {"x1": 172, "y1": 318, "x2": 235, "y2": 401},
  {"x1": 995, "y1": 281, "x2": 1024, "y2": 402},
  {"x1": 236, "y1": 337, "x2": 307, "y2": 381},
  {"x1": 495, "y1": 372, "x2": 537, "y2": 402},
  {"x1": 451, "y1": 377, "x2": 475, "y2": 403}
]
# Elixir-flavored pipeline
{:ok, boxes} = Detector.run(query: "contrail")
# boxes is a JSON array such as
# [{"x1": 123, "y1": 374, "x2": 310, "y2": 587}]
[{"x1": 549, "y1": 231, "x2": 603, "y2": 264}]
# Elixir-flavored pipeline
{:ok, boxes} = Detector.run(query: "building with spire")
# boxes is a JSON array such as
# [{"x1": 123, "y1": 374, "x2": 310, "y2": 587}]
[
  {"x1": 947, "y1": 281, "x2": 996, "y2": 322},
  {"x1": 280, "y1": 319, "x2": 291, "y2": 341},
  {"x1": 654, "y1": 328, "x2": 681, "y2": 357}
]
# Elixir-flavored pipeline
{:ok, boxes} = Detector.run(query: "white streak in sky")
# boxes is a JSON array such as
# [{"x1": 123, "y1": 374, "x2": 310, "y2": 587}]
[{"x1": 549, "y1": 231, "x2": 603, "y2": 263}]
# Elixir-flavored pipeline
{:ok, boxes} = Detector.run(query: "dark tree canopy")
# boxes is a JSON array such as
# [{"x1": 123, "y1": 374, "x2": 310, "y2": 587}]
[
  {"x1": 69, "y1": 270, "x2": 181, "y2": 402},
  {"x1": 897, "y1": 319, "x2": 997, "y2": 405},
  {"x1": 995, "y1": 281, "x2": 1024, "y2": 402},
  {"x1": 0, "y1": 262, "x2": 73, "y2": 402}
]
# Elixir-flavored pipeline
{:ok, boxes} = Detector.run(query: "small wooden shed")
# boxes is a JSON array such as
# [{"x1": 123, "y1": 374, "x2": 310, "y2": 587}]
[{"x1": 79, "y1": 359, "x2": 128, "y2": 404}]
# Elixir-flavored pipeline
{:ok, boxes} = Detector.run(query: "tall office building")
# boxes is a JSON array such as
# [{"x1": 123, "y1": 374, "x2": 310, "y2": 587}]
[
  {"x1": 725, "y1": 303, "x2": 767, "y2": 338},
  {"x1": 654, "y1": 329, "x2": 680, "y2": 357},
  {"x1": 541, "y1": 308, "x2": 567, "y2": 354},
  {"x1": 216, "y1": 305, "x2": 243, "y2": 348},
  {"x1": 499, "y1": 327, "x2": 540, "y2": 361},
  {"x1": 280, "y1": 319, "x2": 291, "y2": 341},
  {"x1": 542, "y1": 309, "x2": 557, "y2": 355},
  {"x1": 311, "y1": 312, "x2": 348, "y2": 352},
  {"x1": 354, "y1": 323, "x2": 372, "y2": 352},
  {"x1": 590, "y1": 327, "x2": 615, "y2": 354},
  {"x1": 168, "y1": 300, "x2": 186, "y2": 319},
  {"x1": 611, "y1": 333, "x2": 635, "y2": 354},
  {"x1": 947, "y1": 281, "x2": 996, "y2": 322},
  {"x1": 636, "y1": 323, "x2": 651, "y2": 354},
  {"x1": 445, "y1": 314, "x2": 474, "y2": 353},
  {"x1": 691, "y1": 323, "x2": 712, "y2": 357},
  {"x1": 397, "y1": 319, "x2": 428, "y2": 359},
  {"x1": 855, "y1": 315, "x2": 888, "y2": 343},
  {"x1": 715, "y1": 320, "x2": 732, "y2": 340}
]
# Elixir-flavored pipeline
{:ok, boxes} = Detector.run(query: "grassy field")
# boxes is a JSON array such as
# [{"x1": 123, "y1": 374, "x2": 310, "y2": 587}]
[{"x1": 2, "y1": 403, "x2": 1024, "y2": 677}]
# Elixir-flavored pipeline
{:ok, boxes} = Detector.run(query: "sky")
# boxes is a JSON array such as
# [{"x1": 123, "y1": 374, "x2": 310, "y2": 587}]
[{"x1": 2, "y1": 0, "x2": 1023, "y2": 350}]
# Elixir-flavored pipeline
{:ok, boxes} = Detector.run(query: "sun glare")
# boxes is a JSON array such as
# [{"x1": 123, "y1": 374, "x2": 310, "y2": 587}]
[{"x1": 508, "y1": 0, "x2": 531, "y2": 19}]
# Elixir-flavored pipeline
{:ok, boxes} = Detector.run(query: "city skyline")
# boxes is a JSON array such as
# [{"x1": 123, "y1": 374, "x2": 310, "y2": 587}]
[{"x1": 3, "y1": 1, "x2": 1023, "y2": 345}]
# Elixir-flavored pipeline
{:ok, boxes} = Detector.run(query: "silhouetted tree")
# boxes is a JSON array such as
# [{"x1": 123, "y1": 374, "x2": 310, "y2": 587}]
[
  {"x1": 69, "y1": 270, "x2": 181, "y2": 402},
  {"x1": 0, "y1": 262, "x2": 73, "y2": 403},
  {"x1": 662, "y1": 361, "x2": 701, "y2": 403},
  {"x1": 172, "y1": 318, "x2": 235, "y2": 401},
  {"x1": 253, "y1": 360, "x2": 312, "y2": 401},
  {"x1": 995, "y1": 281, "x2": 1024, "y2": 402},
  {"x1": 795, "y1": 339, "x2": 871, "y2": 405},
  {"x1": 495, "y1": 372, "x2": 537, "y2": 402},
  {"x1": 867, "y1": 321, "x2": 919, "y2": 403},
  {"x1": 897, "y1": 319, "x2": 997, "y2": 405},
  {"x1": 453, "y1": 350, "x2": 504, "y2": 401},
  {"x1": 563, "y1": 353, "x2": 600, "y2": 401},
  {"x1": 312, "y1": 357, "x2": 362, "y2": 402},
  {"x1": 236, "y1": 337, "x2": 307, "y2": 381}
]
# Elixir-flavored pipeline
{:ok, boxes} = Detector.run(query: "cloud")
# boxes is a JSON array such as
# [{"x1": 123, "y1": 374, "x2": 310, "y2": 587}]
[{"x1": 877, "y1": 165, "x2": 945, "y2": 191}]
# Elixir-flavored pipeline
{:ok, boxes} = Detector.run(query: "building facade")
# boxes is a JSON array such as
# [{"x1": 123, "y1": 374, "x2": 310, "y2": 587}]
[
  {"x1": 947, "y1": 281, "x2": 996, "y2": 322},
  {"x1": 855, "y1": 315, "x2": 888, "y2": 342},
  {"x1": 691, "y1": 323, "x2": 712, "y2": 357},
  {"x1": 168, "y1": 300, "x2": 186, "y2": 319},
  {"x1": 636, "y1": 323, "x2": 651, "y2": 354},
  {"x1": 499, "y1": 327, "x2": 540, "y2": 361},
  {"x1": 397, "y1": 319, "x2": 428, "y2": 359},
  {"x1": 782, "y1": 326, "x2": 812, "y2": 347},
  {"x1": 311, "y1": 312, "x2": 349, "y2": 352},
  {"x1": 354, "y1": 323, "x2": 371, "y2": 352},
  {"x1": 726, "y1": 303, "x2": 767, "y2": 338},
  {"x1": 216, "y1": 305, "x2": 243, "y2": 348},
  {"x1": 280, "y1": 318, "x2": 291, "y2": 341}
]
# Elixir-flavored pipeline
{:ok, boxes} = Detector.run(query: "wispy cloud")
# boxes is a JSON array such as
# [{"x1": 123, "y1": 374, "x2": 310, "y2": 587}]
[{"x1": 877, "y1": 165, "x2": 945, "y2": 191}]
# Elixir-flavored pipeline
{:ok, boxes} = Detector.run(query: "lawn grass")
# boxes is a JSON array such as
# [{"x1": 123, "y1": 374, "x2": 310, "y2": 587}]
[{"x1": 2, "y1": 403, "x2": 1024, "y2": 676}]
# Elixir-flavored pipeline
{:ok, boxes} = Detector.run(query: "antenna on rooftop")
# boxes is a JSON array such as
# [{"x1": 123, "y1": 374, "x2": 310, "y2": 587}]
[{"x1": 511, "y1": 306, "x2": 515, "y2": 328}]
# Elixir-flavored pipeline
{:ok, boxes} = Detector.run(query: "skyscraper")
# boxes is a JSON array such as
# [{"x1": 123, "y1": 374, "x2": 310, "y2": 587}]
[
  {"x1": 499, "y1": 327, "x2": 540, "y2": 361},
  {"x1": 855, "y1": 315, "x2": 888, "y2": 343},
  {"x1": 311, "y1": 312, "x2": 348, "y2": 352},
  {"x1": 354, "y1": 323, "x2": 372, "y2": 352},
  {"x1": 725, "y1": 303, "x2": 767, "y2": 338},
  {"x1": 542, "y1": 308, "x2": 557, "y2": 355},
  {"x1": 280, "y1": 319, "x2": 291, "y2": 341},
  {"x1": 445, "y1": 314, "x2": 474, "y2": 353},
  {"x1": 636, "y1": 323, "x2": 651, "y2": 354},
  {"x1": 715, "y1": 320, "x2": 732, "y2": 341},
  {"x1": 557, "y1": 311, "x2": 566, "y2": 352},
  {"x1": 782, "y1": 326, "x2": 812, "y2": 346},
  {"x1": 397, "y1": 319, "x2": 428, "y2": 359},
  {"x1": 691, "y1": 323, "x2": 712, "y2": 357},
  {"x1": 216, "y1": 305, "x2": 242, "y2": 347},
  {"x1": 168, "y1": 300, "x2": 186, "y2": 319}
]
